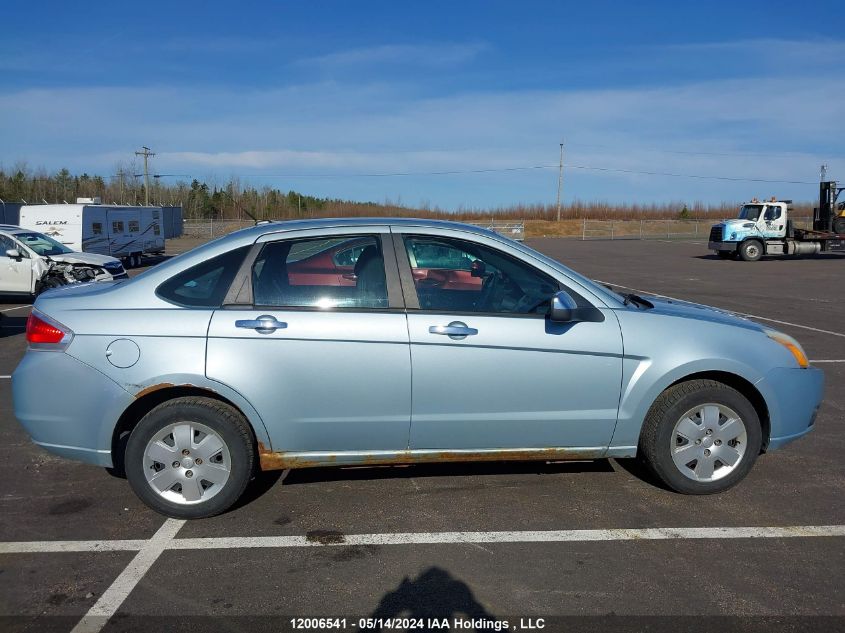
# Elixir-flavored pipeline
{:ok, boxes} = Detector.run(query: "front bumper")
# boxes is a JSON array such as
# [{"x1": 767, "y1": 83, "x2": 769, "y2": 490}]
[
  {"x1": 757, "y1": 366, "x2": 824, "y2": 450},
  {"x1": 709, "y1": 241, "x2": 737, "y2": 252},
  {"x1": 12, "y1": 350, "x2": 134, "y2": 467}
]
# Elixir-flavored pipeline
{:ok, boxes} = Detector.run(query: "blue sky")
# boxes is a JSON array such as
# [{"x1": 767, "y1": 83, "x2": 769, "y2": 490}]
[{"x1": 1, "y1": 0, "x2": 844, "y2": 209}]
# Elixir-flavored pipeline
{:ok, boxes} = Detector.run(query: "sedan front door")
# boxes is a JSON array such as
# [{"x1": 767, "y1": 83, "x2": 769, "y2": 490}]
[{"x1": 395, "y1": 230, "x2": 623, "y2": 451}]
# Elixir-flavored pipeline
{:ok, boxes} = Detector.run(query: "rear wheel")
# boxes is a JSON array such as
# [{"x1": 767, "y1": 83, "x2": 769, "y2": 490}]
[
  {"x1": 639, "y1": 380, "x2": 762, "y2": 494},
  {"x1": 125, "y1": 397, "x2": 255, "y2": 518},
  {"x1": 739, "y1": 240, "x2": 763, "y2": 262}
]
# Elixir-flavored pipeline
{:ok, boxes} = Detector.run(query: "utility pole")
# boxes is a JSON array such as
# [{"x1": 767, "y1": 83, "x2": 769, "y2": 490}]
[
  {"x1": 135, "y1": 146, "x2": 156, "y2": 206},
  {"x1": 556, "y1": 142, "x2": 564, "y2": 222}
]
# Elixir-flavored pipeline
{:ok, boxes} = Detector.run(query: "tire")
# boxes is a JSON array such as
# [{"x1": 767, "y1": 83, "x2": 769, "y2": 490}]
[
  {"x1": 125, "y1": 397, "x2": 255, "y2": 518},
  {"x1": 638, "y1": 379, "x2": 762, "y2": 494},
  {"x1": 739, "y1": 240, "x2": 763, "y2": 262},
  {"x1": 717, "y1": 250, "x2": 732, "y2": 259},
  {"x1": 834, "y1": 217, "x2": 845, "y2": 235}
]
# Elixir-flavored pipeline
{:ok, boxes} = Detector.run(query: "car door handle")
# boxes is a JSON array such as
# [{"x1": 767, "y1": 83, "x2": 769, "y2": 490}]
[
  {"x1": 429, "y1": 321, "x2": 478, "y2": 338},
  {"x1": 235, "y1": 315, "x2": 288, "y2": 333}
]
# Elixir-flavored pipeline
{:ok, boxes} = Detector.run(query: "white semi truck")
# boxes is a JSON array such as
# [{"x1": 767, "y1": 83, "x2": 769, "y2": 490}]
[
  {"x1": 708, "y1": 182, "x2": 845, "y2": 261},
  {"x1": 19, "y1": 198, "x2": 167, "y2": 268}
]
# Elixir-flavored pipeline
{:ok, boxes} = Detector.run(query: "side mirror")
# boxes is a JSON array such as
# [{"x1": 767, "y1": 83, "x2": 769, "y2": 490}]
[
  {"x1": 549, "y1": 290, "x2": 578, "y2": 322},
  {"x1": 5, "y1": 248, "x2": 21, "y2": 260}
]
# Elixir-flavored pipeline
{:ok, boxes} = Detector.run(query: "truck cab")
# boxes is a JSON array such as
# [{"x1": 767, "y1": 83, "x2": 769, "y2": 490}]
[{"x1": 709, "y1": 198, "x2": 789, "y2": 260}]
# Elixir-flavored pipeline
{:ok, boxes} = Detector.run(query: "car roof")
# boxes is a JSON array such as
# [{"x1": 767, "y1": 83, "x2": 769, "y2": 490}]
[{"x1": 235, "y1": 217, "x2": 501, "y2": 240}]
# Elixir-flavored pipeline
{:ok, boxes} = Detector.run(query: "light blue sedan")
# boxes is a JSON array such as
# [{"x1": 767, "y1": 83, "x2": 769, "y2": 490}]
[{"x1": 12, "y1": 219, "x2": 823, "y2": 518}]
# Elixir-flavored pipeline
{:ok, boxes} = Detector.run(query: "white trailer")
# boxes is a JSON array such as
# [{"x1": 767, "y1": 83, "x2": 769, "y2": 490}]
[{"x1": 19, "y1": 198, "x2": 165, "y2": 267}]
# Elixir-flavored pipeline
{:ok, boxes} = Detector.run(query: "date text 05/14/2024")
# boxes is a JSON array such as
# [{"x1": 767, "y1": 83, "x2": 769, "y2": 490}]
[{"x1": 289, "y1": 617, "x2": 547, "y2": 630}]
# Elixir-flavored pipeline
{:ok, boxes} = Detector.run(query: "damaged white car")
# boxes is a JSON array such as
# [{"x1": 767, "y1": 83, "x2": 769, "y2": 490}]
[{"x1": 0, "y1": 225, "x2": 127, "y2": 296}]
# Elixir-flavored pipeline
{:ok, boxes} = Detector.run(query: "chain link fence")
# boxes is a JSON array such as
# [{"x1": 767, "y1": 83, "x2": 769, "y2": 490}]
[{"x1": 577, "y1": 217, "x2": 813, "y2": 240}]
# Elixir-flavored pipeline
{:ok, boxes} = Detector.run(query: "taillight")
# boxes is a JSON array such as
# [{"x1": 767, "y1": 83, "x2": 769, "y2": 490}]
[{"x1": 26, "y1": 311, "x2": 73, "y2": 349}]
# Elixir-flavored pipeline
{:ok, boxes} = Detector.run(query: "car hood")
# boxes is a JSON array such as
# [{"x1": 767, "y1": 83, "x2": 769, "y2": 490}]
[
  {"x1": 638, "y1": 295, "x2": 764, "y2": 332},
  {"x1": 49, "y1": 252, "x2": 121, "y2": 266}
]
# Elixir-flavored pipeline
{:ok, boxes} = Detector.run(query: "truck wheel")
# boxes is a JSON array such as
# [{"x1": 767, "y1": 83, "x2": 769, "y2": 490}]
[
  {"x1": 717, "y1": 250, "x2": 732, "y2": 259},
  {"x1": 125, "y1": 397, "x2": 255, "y2": 518},
  {"x1": 638, "y1": 380, "x2": 762, "y2": 494},
  {"x1": 834, "y1": 218, "x2": 845, "y2": 235},
  {"x1": 739, "y1": 240, "x2": 763, "y2": 262}
]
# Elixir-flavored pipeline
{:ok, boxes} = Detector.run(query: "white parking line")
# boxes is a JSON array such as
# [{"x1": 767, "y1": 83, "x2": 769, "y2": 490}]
[
  {"x1": 169, "y1": 525, "x2": 845, "y2": 549},
  {"x1": 2, "y1": 524, "x2": 844, "y2": 555},
  {"x1": 812, "y1": 360, "x2": 845, "y2": 363},
  {"x1": 0, "y1": 539, "x2": 146, "y2": 553},
  {"x1": 0, "y1": 375, "x2": 10, "y2": 379},
  {"x1": 0, "y1": 305, "x2": 31, "y2": 313},
  {"x1": 595, "y1": 279, "x2": 845, "y2": 339},
  {"x1": 70, "y1": 519, "x2": 185, "y2": 633}
]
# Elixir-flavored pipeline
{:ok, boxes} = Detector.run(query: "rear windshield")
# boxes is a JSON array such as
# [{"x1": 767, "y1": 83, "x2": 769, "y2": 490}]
[{"x1": 156, "y1": 246, "x2": 249, "y2": 307}]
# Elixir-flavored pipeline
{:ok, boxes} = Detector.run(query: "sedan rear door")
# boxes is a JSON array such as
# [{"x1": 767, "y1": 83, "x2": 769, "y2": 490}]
[{"x1": 206, "y1": 227, "x2": 412, "y2": 453}]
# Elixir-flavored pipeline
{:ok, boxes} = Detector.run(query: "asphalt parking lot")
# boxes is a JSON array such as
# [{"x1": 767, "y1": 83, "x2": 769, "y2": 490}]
[{"x1": 1, "y1": 238, "x2": 843, "y2": 632}]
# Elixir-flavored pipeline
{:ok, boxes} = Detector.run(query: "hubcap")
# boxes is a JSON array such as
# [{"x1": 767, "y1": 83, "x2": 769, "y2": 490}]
[
  {"x1": 670, "y1": 404, "x2": 747, "y2": 482},
  {"x1": 143, "y1": 422, "x2": 231, "y2": 505},
  {"x1": 747, "y1": 245, "x2": 759, "y2": 257}
]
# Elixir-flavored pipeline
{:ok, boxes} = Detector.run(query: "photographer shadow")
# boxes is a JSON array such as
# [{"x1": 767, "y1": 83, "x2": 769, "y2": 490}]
[{"x1": 366, "y1": 567, "x2": 495, "y2": 631}]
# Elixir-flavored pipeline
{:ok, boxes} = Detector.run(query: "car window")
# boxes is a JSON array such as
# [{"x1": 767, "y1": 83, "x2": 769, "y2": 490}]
[
  {"x1": 156, "y1": 246, "x2": 250, "y2": 307},
  {"x1": 253, "y1": 235, "x2": 387, "y2": 309},
  {"x1": 764, "y1": 206, "x2": 781, "y2": 221},
  {"x1": 0, "y1": 234, "x2": 17, "y2": 255},
  {"x1": 402, "y1": 235, "x2": 559, "y2": 315},
  {"x1": 333, "y1": 244, "x2": 368, "y2": 267}
]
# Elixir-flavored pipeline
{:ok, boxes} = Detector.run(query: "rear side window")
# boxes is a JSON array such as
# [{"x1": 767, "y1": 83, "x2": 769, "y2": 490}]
[
  {"x1": 252, "y1": 235, "x2": 387, "y2": 309},
  {"x1": 112, "y1": 221, "x2": 124, "y2": 234},
  {"x1": 156, "y1": 246, "x2": 249, "y2": 307},
  {"x1": 128, "y1": 220, "x2": 140, "y2": 232},
  {"x1": 92, "y1": 222, "x2": 103, "y2": 235}
]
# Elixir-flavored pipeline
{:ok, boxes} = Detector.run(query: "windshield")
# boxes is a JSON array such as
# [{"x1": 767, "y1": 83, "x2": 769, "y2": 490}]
[
  {"x1": 738, "y1": 205, "x2": 763, "y2": 221},
  {"x1": 16, "y1": 232, "x2": 74, "y2": 256}
]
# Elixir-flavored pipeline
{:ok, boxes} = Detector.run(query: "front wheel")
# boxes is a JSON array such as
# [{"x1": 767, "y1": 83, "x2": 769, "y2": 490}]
[
  {"x1": 739, "y1": 240, "x2": 763, "y2": 262},
  {"x1": 125, "y1": 397, "x2": 255, "y2": 518},
  {"x1": 638, "y1": 380, "x2": 762, "y2": 494}
]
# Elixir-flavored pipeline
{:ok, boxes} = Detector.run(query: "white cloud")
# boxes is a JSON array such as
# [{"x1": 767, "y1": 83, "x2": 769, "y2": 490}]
[
  {"x1": 1, "y1": 72, "x2": 844, "y2": 207},
  {"x1": 293, "y1": 42, "x2": 488, "y2": 68}
]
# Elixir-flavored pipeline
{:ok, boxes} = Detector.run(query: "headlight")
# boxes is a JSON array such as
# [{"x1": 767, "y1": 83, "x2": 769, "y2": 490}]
[
  {"x1": 730, "y1": 232, "x2": 737, "y2": 239},
  {"x1": 765, "y1": 329, "x2": 809, "y2": 368}
]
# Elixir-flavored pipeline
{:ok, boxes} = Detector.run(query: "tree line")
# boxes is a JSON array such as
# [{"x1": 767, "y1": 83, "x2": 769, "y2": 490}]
[{"x1": 0, "y1": 165, "x2": 814, "y2": 221}]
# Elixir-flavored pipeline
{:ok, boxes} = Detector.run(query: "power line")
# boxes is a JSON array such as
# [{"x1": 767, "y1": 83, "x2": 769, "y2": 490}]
[
  {"x1": 564, "y1": 164, "x2": 818, "y2": 185},
  {"x1": 564, "y1": 141, "x2": 844, "y2": 160}
]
